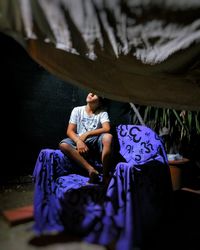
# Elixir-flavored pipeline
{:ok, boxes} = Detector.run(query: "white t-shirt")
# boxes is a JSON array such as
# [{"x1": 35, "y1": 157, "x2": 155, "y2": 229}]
[{"x1": 69, "y1": 105, "x2": 110, "y2": 135}]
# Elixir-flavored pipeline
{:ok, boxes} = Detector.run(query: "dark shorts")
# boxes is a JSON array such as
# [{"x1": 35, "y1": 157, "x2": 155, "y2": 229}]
[{"x1": 60, "y1": 134, "x2": 104, "y2": 154}]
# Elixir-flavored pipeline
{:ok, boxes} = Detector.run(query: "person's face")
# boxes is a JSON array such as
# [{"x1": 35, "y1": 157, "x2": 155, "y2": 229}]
[{"x1": 86, "y1": 93, "x2": 100, "y2": 105}]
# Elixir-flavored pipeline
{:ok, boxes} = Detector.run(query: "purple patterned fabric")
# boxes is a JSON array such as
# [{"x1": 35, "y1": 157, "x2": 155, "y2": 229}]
[
  {"x1": 116, "y1": 125, "x2": 168, "y2": 165},
  {"x1": 32, "y1": 125, "x2": 172, "y2": 249}
]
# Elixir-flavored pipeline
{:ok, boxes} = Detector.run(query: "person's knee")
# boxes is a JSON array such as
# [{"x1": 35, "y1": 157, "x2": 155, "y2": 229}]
[
  {"x1": 59, "y1": 142, "x2": 72, "y2": 153},
  {"x1": 102, "y1": 133, "x2": 113, "y2": 146}
]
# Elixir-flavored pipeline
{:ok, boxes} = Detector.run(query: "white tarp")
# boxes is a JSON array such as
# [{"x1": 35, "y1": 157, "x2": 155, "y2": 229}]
[{"x1": 0, "y1": 0, "x2": 200, "y2": 110}]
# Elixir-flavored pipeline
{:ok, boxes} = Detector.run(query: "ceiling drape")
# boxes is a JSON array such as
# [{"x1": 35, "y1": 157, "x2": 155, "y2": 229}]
[{"x1": 0, "y1": 0, "x2": 200, "y2": 110}]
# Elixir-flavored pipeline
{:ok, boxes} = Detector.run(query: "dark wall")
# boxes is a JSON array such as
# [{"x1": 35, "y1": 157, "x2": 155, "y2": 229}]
[
  {"x1": 1, "y1": 32, "x2": 131, "y2": 177},
  {"x1": 1, "y1": 33, "x2": 86, "y2": 175}
]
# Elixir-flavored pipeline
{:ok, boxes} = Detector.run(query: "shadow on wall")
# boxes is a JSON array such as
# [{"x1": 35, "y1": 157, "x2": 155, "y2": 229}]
[{"x1": 1, "y1": 32, "x2": 131, "y2": 178}]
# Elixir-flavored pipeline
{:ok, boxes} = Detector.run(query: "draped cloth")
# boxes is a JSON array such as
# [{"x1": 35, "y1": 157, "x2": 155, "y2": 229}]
[
  {"x1": 32, "y1": 125, "x2": 172, "y2": 250},
  {"x1": 0, "y1": 0, "x2": 200, "y2": 110}
]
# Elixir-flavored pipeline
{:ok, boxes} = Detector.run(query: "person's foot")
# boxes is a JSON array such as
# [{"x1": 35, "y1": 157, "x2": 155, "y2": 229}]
[{"x1": 88, "y1": 168, "x2": 100, "y2": 183}]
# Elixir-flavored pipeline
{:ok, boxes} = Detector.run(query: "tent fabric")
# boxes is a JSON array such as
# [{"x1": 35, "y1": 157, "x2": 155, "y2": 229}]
[{"x1": 0, "y1": 0, "x2": 200, "y2": 110}]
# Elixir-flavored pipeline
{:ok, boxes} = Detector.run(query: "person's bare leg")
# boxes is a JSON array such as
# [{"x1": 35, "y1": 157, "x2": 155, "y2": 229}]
[
  {"x1": 101, "y1": 133, "x2": 113, "y2": 185},
  {"x1": 59, "y1": 143, "x2": 99, "y2": 179}
]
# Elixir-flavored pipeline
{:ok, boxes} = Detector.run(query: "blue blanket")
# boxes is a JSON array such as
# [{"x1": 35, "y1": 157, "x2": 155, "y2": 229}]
[{"x1": 32, "y1": 125, "x2": 172, "y2": 249}]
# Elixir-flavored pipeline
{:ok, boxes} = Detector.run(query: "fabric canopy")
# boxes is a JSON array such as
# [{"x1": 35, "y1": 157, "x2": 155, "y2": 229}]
[{"x1": 0, "y1": 0, "x2": 200, "y2": 110}]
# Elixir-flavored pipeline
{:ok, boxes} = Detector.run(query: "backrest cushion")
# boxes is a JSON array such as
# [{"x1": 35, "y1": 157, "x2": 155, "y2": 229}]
[{"x1": 116, "y1": 125, "x2": 167, "y2": 165}]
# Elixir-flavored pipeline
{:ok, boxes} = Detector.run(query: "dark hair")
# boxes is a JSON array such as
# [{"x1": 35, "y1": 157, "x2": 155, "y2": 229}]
[{"x1": 98, "y1": 96, "x2": 108, "y2": 108}]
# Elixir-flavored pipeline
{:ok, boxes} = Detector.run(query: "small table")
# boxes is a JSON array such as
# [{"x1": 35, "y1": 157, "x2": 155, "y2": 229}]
[{"x1": 168, "y1": 158, "x2": 190, "y2": 191}]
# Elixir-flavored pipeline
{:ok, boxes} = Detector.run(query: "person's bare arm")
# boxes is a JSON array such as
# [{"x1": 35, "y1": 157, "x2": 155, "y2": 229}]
[
  {"x1": 67, "y1": 123, "x2": 89, "y2": 154},
  {"x1": 66, "y1": 123, "x2": 79, "y2": 142},
  {"x1": 79, "y1": 122, "x2": 111, "y2": 141}
]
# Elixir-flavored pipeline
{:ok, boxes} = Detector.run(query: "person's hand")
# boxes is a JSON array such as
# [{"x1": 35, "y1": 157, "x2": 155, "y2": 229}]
[
  {"x1": 79, "y1": 132, "x2": 89, "y2": 142},
  {"x1": 76, "y1": 139, "x2": 89, "y2": 154}
]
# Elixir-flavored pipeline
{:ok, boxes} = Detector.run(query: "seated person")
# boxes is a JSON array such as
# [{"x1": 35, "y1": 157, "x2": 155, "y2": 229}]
[{"x1": 59, "y1": 92, "x2": 113, "y2": 185}]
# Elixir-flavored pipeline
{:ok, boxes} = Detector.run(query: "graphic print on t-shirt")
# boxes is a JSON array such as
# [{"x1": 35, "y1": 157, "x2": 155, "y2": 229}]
[{"x1": 81, "y1": 117, "x2": 98, "y2": 132}]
